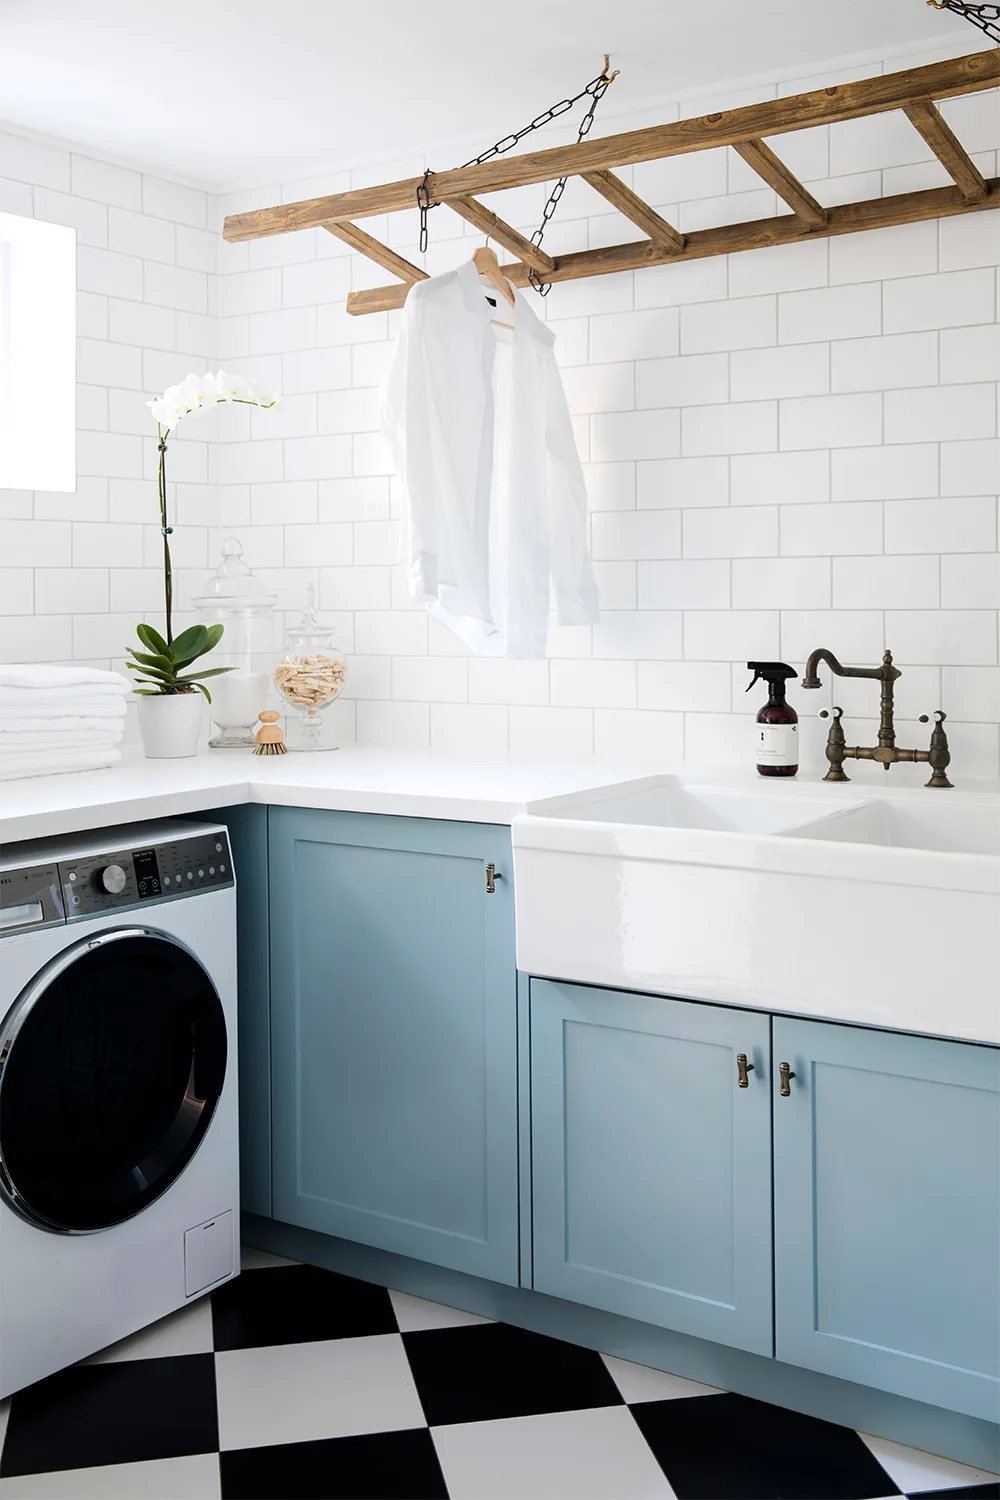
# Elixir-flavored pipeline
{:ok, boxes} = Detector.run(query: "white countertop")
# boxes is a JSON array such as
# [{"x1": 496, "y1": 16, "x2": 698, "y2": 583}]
[
  {"x1": 0, "y1": 747, "x2": 671, "y2": 844},
  {"x1": 5, "y1": 747, "x2": 1000, "y2": 848}
]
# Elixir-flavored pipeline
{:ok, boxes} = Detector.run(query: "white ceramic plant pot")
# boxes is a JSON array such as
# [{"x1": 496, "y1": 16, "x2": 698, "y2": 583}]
[{"x1": 136, "y1": 692, "x2": 204, "y2": 759}]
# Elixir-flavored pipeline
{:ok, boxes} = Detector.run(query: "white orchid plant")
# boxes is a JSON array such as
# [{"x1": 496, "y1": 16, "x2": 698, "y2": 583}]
[{"x1": 129, "y1": 372, "x2": 280, "y2": 702}]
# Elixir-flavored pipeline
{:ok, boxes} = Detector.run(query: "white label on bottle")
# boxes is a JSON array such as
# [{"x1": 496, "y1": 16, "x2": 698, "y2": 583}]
[{"x1": 756, "y1": 722, "x2": 798, "y2": 766}]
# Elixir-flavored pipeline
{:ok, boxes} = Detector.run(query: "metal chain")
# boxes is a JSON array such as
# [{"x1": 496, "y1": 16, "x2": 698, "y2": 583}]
[
  {"x1": 527, "y1": 68, "x2": 616, "y2": 295},
  {"x1": 926, "y1": 0, "x2": 1000, "y2": 43},
  {"x1": 416, "y1": 57, "x2": 619, "y2": 284}
]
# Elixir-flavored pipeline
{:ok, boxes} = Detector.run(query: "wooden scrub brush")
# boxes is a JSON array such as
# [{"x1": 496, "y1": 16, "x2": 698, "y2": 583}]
[{"x1": 253, "y1": 709, "x2": 287, "y2": 755}]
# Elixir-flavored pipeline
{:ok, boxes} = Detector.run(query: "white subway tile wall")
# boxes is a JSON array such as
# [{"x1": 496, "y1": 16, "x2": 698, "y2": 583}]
[
  {"x1": 0, "y1": 132, "x2": 220, "y2": 694},
  {"x1": 3, "y1": 38, "x2": 1000, "y2": 775}
]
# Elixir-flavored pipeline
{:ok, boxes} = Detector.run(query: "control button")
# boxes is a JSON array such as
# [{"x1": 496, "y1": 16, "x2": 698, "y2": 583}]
[
  {"x1": 72, "y1": 896, "x2": 80, "y2": 906},
  {"x1": 220, "y1": 863, "x2": 226, "y2": 873},
  {"x1": 187, "y1": 872, "x2": 194, "y2": 881},
  {"x1": 197, "y1": 869, "x2": 204, "y2": 878},
  {"x1": 68, "y1": 871, "x2": 77, "y2": 883},
  {"x1": 215, "y1": 842, "x2": 223, "y2": 852},
  {"x1": 97, "y1": 864, "x2": 127, "y2": 895},
  {"x1": 209, "y1": 866, "x2": 215, "y2": 876}
]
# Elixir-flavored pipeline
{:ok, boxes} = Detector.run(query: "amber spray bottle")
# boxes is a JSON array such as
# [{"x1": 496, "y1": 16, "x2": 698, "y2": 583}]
[{"x1": 747, "y1": 662, "x2": 798, "y2": 777}]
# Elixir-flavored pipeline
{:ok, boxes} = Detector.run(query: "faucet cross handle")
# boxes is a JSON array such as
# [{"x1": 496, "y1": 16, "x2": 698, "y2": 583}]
[
  {"x1": 919, "y1": 711, "x2": 952, "y2": 789},
  {"x1": 818, "y1": 706, "x2": 849, "y2": 782}
]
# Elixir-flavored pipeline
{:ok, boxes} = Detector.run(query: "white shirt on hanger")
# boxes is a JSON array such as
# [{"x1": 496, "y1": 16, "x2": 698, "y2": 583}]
[{"x1": 381, "y1": 257, "x2": 599, "y2": 658}]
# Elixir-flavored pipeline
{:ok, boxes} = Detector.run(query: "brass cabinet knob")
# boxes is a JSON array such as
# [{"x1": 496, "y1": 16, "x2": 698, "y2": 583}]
[
  {"x1": 486, "y1": 863, "x2": 499, "y2": 894},
  {"x1": 736, "y1": 1053, "x2": 754, "y2": 1088},
  {"x1": 779, "y1": 1061, "x2": 796, "y2": 1097}
]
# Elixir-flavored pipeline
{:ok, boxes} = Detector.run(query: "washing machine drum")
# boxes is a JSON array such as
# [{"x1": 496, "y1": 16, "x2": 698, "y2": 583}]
[{"x1": 0, "y1": 929, "x2": 227, "y2": 1233}]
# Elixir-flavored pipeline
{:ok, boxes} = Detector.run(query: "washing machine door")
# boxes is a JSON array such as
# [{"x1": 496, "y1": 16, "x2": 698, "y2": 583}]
[{"x1": 0, "y1": 927, "x2": 227, "y2": 1233}]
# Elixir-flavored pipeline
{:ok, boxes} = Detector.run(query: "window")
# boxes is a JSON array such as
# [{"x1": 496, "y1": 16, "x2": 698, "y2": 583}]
[{"x1": 0, "y1": 211, "x2": 75, "y2": 492}]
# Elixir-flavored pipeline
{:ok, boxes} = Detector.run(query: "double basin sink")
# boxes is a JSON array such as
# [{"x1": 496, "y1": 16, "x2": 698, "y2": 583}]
[{"x1": 512, "y1": 776, "x2": 1000, "y2": 1044}]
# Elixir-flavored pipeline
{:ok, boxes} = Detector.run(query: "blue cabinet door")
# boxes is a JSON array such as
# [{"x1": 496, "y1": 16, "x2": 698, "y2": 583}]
[
  {"x1": 268, "y1": 807, "x2": 518, "y2": 1285},
  {"x1": 530, "y1": 978, "x2": 773, "y2": 1355},
  {"x1": 773, "y1": 1017, "x2": 1000, "y2": 1422}
]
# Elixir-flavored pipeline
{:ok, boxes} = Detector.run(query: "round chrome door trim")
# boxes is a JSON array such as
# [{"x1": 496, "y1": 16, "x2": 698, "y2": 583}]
[{"x1": 0, "y1": 925, "x2": 225, "y2": 1235}]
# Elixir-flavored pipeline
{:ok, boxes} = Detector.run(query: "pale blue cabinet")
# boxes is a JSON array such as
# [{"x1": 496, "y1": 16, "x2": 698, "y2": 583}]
[
  {"x1": 529, "y1": 978, "x2": 774, "y2": 1355},
  {"x1": 267, "y1": 807, "x2": 519, "y2": 1285},
  {"x1": 773, "y1": 1016, "x2": 1000, "y2": 1422}
]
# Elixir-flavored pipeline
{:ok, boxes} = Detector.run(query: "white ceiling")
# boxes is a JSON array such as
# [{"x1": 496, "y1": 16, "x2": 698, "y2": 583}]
[{"x1": 0, "y1": 0, "x2": 977, "y2": 189}]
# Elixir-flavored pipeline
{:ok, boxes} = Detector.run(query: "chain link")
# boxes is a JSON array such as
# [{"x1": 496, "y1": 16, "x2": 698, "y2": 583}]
[
  {"x1": 416, "y1": 58, "x2": 618, "y2": 288},
  {"x1": 926, "y1": 0, "x2": 1000, "y2": 41}
]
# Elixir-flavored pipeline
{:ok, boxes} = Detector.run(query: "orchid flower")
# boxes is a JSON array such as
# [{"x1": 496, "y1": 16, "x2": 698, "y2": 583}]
[{"x1": 145, "y1": 370, "x2": 280, "y2": 436}]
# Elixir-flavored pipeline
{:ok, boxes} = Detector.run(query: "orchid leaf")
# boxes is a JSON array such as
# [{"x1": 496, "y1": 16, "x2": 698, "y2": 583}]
[
  {"x1": 136, "y1": 623, "x2": 169, "y2": 656},
  {"x1": 174, "y1": 667, "x2": 234, "y2": 683},
  {"x1": 126, "y1": 647, "x2": 174, "y2": 671},
  {"x1": 167, "y1": 624, "x2": 210, "y2": 665}
]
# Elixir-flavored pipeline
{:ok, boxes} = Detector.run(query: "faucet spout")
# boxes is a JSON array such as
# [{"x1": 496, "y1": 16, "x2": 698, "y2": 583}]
[{"x1": 801, "y1": 647, "x2": 845, "y2": 689}]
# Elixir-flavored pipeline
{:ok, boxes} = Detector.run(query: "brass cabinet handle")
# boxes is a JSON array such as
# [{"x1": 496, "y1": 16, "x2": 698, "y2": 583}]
[
  {"x1": 486, "y1": 863, "x2": 499, "y2": 894},
  {"x1": 736, "y1": 1053, "x2": 754, "y2": 1088},
  {"x1": 779, "y1": 1061, "x2": 796, "y2": 1097}
]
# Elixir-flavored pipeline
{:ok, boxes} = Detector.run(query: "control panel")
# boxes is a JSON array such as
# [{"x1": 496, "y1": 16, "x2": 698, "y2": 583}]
[{"x1": 0, "y1": 830, "x2": 233, "y2": 933}]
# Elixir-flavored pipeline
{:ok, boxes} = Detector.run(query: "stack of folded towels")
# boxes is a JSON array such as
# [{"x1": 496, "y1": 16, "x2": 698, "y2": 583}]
[{"x1": 0, "y1": 664, "x2": 129, "y2": 781}]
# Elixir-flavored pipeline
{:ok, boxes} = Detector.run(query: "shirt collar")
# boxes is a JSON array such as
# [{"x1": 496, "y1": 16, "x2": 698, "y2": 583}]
[{"x1": 456, "y1": 257, "x2": 554, "y2": 346}]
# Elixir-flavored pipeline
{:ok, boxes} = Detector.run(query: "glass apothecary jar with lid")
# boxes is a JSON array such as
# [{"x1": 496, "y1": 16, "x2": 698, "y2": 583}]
[
  {"x1": 273, "y1": 584, "x2": 348, "y2": 751},
  {"x1": 193, "y1": 537, "x2": 278, "y2": 748}
]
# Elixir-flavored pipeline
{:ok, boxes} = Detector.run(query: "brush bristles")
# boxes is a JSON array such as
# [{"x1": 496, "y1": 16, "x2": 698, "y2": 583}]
[{"x1": 253, "y1": 742, "x2": 288, "y2": 755}]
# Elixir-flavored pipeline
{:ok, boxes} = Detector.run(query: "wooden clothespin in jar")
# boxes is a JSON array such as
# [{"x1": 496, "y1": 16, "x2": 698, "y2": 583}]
[{"x1": 472, "y1": 215, "x2": 516, "y2": 329}]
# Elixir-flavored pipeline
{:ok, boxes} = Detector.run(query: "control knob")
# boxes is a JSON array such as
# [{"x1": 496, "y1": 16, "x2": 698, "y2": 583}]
[{"x1": 96, "y1": 863, "x2": 127, "y2": 895}]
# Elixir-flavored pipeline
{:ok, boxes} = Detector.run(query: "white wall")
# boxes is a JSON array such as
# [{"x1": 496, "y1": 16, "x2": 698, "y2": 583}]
[
  {"x1": 3, "y1": 36, "x2": 1000, "y2": 777},
  {"x1": 0, "y1": 128, "x2": 220, "y2": 683}
]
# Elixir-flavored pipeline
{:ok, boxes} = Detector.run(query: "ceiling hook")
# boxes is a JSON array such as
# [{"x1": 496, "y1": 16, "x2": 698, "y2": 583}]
[{"x1": 600, "y1": 53, "x2": 620, "y2": 83}]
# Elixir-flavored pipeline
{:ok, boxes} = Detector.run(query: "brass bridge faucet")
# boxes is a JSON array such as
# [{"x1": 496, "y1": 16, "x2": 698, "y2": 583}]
[{"x1": 801, "y1": 648, "x2": 952, "y2": 788}]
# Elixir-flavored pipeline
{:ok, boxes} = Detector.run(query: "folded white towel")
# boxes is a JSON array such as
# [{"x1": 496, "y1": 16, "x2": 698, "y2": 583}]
[
  {"x1": 0, "y1": 732, "x2": 123, "y2": 753},
  {"x1": 0, "y1": 714, "x2": 127, "y2": 733},
  {"x1": 0, "y1": 747, "x2": 122, "y2": 782},
  {"x1": 0, "y1": 691, "x2": 128, "y2": 714},
  {"x1": 0, "y1": 664, "x2": 129, "y2": 691}
]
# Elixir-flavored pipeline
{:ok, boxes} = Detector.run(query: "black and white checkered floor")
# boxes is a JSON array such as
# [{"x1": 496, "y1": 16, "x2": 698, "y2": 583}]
[{"x1": 0, "y1": 1249, "x2": 997, "y2": 1499}]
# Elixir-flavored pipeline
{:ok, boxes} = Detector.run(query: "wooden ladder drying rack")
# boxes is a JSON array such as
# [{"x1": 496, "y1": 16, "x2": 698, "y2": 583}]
[{"x1": 223, "y1": 48, "x2": 1000, "y2": 315}]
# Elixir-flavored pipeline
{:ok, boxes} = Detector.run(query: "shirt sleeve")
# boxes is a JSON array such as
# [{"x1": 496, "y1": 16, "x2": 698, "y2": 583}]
[
  {"x1": 545, "y1": 353, "x2": 600, "y2": 627},
  {"x1": 380, "y1": 284, "x2": 439, "y2": 601}
]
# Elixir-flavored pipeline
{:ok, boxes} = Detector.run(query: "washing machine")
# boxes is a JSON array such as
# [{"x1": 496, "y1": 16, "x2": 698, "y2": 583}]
[{"x1": 0, "y1": 818, "x2": 239, "y2": 1398}]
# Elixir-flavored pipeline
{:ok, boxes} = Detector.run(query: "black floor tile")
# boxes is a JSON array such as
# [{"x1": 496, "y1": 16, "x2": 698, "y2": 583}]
[
  {"x1": 0, "y1": 1353, "x2": 218, "y2": 1477},
  {"x1": 220, "y1": 1427, "x2": 449, "y2": 1499},
  {"x1": 632, "y1": 1392, "x2": 902, "y2": 1500},
  {"x1": 403, "y1": 1320, "x2": 622, "y2": 1426},
  {"x1": 916, "y1": 1488, "x2": 1000, "y2": 1499},
  {"x1": 212, "y1": 1264, "x2": 398, "y2": 1351}
]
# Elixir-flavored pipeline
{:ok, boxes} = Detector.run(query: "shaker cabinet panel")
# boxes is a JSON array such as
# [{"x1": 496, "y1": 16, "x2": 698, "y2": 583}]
[
  {"x1": 268, "y1": 807, "x2": 518, "y2": 1285},
  {"x1": 529, "y1": 979, "x2": 773, "y2": 1355},
  {"x1": 773, "y1": 1016, "x2": 1000, "y2": 1422}
]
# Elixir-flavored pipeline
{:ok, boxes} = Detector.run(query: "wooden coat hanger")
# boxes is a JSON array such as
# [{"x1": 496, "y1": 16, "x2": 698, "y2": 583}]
[{"x1": 472, "y1": 215, "x2": 516, "y2": 312}]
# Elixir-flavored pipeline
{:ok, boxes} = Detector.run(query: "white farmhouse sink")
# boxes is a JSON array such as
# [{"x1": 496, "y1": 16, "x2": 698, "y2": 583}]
[
  {"x1": 512, "y1": 775, "x2": 1000, "y2": 1045},
  {"x1": 788, "y1": 798, "x2": 1000, "y2": 856}
]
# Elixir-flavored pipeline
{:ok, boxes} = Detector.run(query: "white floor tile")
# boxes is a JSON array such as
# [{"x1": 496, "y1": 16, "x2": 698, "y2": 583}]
[
  {"x1": 389, "y1": 1289, "x2": 495, "y2": 1333},
  {"x1": 433, "y1": 1405, "x2": 677, "y2": 1500},
  {"x1": 239, "y1": 1245, "x2": 298, "y2": 1271},
  {"x1": 85, "y1": 1297, "x2": 214, "y2": 1365},
  {"x1": 215, "y1": 1333, "x2": 425, "y2": 1451},
  {"x1": 600, "y1": 1354, "x2": 723, "y2": 1404},
  {"x1": 0, "y1": 1453, "x2": 220, "y2": 1499},
  {"x1": 860, "y1": 1431, "x2": 1000, "y2": 1494}
]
